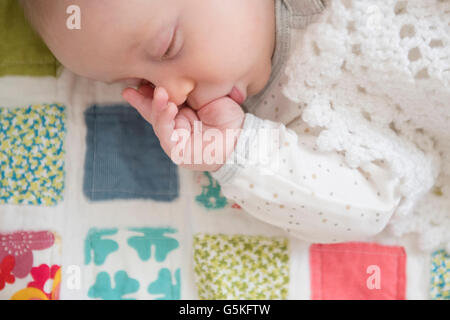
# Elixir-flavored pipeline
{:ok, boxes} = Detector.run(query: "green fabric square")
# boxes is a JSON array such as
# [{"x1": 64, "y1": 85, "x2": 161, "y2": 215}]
[
  {"x1": 0, "y1": 103, "x2": 66, "y2": 205},
  {"x1": 0, "y1": 0, "x2": 59, "y2": 77},
  {"x1": 430, "y1": 249, "x2": 450, "y2": 300},
  {"x1": 193, "y1": 234, "x2": 290, "y2": 300}
]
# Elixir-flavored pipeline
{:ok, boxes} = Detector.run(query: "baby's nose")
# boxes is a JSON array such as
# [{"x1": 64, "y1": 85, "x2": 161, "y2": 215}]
[{"x1": 164, "y1": 78, "x2": 195, "y2": 106}]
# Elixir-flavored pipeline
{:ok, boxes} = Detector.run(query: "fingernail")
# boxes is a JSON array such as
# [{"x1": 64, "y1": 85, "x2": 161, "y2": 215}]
[{"x1": 122, "y1": 89, "x2": 131, "y2": 100}]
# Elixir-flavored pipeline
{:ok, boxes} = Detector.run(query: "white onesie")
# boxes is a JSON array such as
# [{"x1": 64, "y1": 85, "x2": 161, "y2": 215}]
[{"x1": 211, "y1": 0, "x2": 405, "y2": 243}]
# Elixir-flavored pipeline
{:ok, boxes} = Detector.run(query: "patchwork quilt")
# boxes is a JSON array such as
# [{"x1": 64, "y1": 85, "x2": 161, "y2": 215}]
[{"x1": 0, "y1": 0, "x2": 448, "y2": 300}]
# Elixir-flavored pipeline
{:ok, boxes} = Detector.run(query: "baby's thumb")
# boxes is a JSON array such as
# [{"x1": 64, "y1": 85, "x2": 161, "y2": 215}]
[{"x1": 122, "y1": 88, "x2": 153, "y2": 124}]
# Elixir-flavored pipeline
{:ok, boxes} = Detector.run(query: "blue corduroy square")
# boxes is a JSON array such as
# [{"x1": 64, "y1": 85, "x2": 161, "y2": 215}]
[{"x1": 83, "y1": 105, "x2": 179, "y2": 202}]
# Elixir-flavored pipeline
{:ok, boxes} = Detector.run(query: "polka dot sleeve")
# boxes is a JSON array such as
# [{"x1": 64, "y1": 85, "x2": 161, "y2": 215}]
[{"x1": 212, "y1": 113, "x2": 403, "y2": 243}]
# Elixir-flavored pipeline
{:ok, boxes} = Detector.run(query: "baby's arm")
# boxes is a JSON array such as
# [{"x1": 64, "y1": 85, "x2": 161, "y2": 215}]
[{"x1": 212, "y1": 113, "x2": 402, "y2": 243}]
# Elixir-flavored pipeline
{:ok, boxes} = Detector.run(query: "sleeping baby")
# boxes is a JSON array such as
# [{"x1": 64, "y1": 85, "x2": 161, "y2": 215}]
[{"x1": 20, "y1": 0, "x2": 449, "y2": 247}]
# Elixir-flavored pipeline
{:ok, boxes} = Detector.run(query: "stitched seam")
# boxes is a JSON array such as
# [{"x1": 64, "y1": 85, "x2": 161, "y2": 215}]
[
  {"x1": 291, "y1": 12, "x2": 324, "y2": 17},
  {"x1": 309, "y1": 249, "x2": 404, "y2": 257},
  {"x1": 284, "y1": 0, "x2": 325, "y2": 16},
  {"x1": 396, "y1": 253, "x2": 400, "y2": 299},
  {"x1": 91, "y1": 107, "x2": 98, "y2": 198},
  {"x1": 90, "y1": 190, "x2": 176, "y2": 195},
  {"x1": 319, "y1": 251, "x2": 323, "y2": 299}
]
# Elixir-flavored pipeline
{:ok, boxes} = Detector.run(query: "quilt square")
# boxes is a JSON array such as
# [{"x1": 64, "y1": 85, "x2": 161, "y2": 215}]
[
  {"x1": 84, "y1": 227, "x2": 181, "y2": 300},
  {"x1": 193, "y1": 172, "x2": 243, "y2": 211},
  {"x1": 83, "y1": 105, "x2": 179, "y2": 202},
  {"x1": 0, "y1": 104, "x2": 66, "y2": 206},
  {"x1": 309, "y1": 242, "x2": 406, "y2": 300},
  {"x1": 193, "y1": 234, "x2": 289, "y2": 300},
  {"x1": 0, "y1": 0, "x2": 59, "y2": 77},
  {"x1": 0, "y1": 230, "x2": 62, "y2": 300},
  {"x1": 430, "y1": 249, "x2": 449, "y2": 300}
]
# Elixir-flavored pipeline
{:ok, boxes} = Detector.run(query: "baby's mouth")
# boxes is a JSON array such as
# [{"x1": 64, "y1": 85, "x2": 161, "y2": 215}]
[{"x1": 228, "y1": 86, "x2": 246, "y2": 105}]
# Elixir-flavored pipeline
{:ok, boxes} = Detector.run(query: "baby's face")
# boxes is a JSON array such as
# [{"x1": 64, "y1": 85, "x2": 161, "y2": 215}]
[{"x1": 40, "y1": 0, "x2": 276, "y2": 109}]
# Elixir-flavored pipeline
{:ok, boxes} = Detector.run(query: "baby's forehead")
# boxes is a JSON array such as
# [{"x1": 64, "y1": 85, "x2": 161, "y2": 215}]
[
  {"x1": 21, "y1": 0, "x2": 68, "y2": 34},
  {"x1": 27, "y1": 0, "x2": 169, "y2": 34},
  {"x1": 26, "y1": 0, "x2": 106, "y2": 34}
]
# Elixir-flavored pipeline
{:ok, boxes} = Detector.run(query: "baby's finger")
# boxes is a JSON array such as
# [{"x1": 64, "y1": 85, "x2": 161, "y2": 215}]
[
  {"x1": 178, "y1": 106, "x2": 199, "y2": 127},
  {"x1": 122, "y1": 87, "x2": 153, "y2": 123},
  {"x1": 150, "y1": 87, "x2": 170, "y2": 125},
  {"x1": 174, "y1": 116, "x2": 191, "y2": 132},
  {"x1": 197, "y1": 96, "x2": 244, "y2": 127},
  {"x1": 154, "y1": 102, "x2": 178, "y2": 152}
]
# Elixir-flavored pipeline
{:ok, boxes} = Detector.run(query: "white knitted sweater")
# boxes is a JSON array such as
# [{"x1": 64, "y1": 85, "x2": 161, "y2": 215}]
[{"x1": 282, "y1": 0, "x2": 450, "y2": 251}]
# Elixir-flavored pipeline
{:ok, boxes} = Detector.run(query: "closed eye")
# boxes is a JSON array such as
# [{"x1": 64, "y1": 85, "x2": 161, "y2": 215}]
[
  {"x1": 162, "y1": 37, "x2": 175, "y2": 59},
  {"x1": 161, "y1": 26, "x2": 181, "y2": 60}
]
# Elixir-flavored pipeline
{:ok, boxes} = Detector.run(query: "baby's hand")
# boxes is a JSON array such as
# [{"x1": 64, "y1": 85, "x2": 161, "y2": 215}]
[{"x1": 122, "y1": 84, "x2": 245, "y2": 172}]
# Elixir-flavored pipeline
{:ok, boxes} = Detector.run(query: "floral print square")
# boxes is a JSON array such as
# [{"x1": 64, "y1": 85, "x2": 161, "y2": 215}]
[
  {"x1": 0, "y1": 104, "x2": 66, "y2": 206},
  {"x1": 430, "y1": 249, "x2": 449, "y2": 300},
  {"x1": 193, "y1": 234, "x2": 289, "y2": 300},
  {"x1": 0, "y1": 230, "x2": 62, "y2": 300}
]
